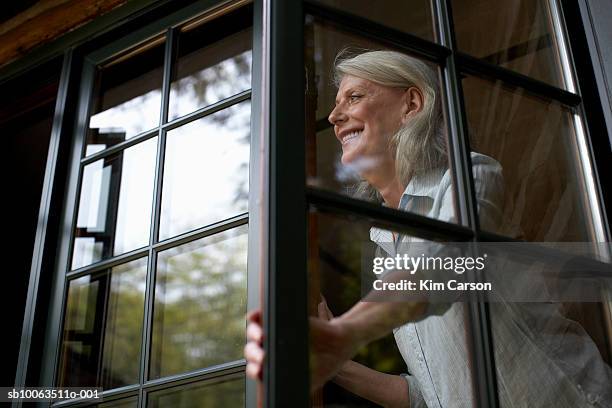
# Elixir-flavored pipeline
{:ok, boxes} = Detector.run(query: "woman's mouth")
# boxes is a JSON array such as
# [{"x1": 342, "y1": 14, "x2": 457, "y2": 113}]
[{"x1": 341, "y1": 130, "x2": 362, "y2": 145}]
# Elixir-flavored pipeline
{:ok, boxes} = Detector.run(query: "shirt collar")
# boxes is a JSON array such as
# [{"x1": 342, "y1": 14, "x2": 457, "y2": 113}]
[
  {"x1": 370, "y1": 166, "x2": 447, "y2": 251},
  {"x1": 402, "y1": 166, "x2": 447, "y2": 199}
]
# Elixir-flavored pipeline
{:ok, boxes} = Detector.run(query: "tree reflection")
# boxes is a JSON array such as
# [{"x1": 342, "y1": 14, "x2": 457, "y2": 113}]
[
  {"x1": 151, "y1": 227, "x2": 248, "y2": 378},
  {"x1": 59, "y1": 259, "x2": 147, "y2": 389},
  {"x1": 148, "y1": 377, "x2": 244, "y2": 408}
]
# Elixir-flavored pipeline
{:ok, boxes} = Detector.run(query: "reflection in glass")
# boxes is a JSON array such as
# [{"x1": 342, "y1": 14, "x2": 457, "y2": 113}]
[
  {"x1": 72, "y1": 137, "x2": 157, "y2": 270},
  {"x1": 150, "y1": 226, "x2": 247, "y2": 379},
  {"x1": 462, "y1": 76, "x2": 594, "y2": 241},
  {"x1": 169, "y1": 27, "x2": 252, "y2": 121},
  {"x1": 148, "y1": 376, "x2": 244, "y2": 407},
  {"x1": 489, "y1": 297, "x2": 612, "y2": 406},
  {"x1": 160, "y1": 101, "x2": 250, "y2": 240},
  {"x1": 58, "y1": 258, "x2": 147, "y2": 389},
  {"x1": 305, "y1": 20, "x2": 457, "y2": 223},
  {"x1": 85, "y1": 396, "x2": 138, "y2": 408},
  {"x1": 308, "y1": 212, "x2": 476, "y2": 406},
  {"x1": 452, "y1": 0, "x2": 570, "y2": 88},
  {"x1": 316, "y1": 0, "x2": 436, "y2": 42},
  {"x1": 85, "y1": 37, "x2": 165, "y2": 156}
]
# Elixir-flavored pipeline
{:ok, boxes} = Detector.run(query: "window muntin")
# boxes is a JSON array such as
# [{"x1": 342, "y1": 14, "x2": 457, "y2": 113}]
[{"x1": 85, "y1": 37, "x2": 165, "y2": 156}]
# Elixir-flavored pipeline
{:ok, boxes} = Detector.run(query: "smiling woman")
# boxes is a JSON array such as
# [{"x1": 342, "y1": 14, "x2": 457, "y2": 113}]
[{"x1": 329, "y1": 50, "x2": 446, "y2": 208}]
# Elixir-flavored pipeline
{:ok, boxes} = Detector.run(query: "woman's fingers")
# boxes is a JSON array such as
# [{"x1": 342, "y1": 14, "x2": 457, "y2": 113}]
[
  {"x1": 244, "y1": 341, "x2": 265, "y2": 380},
  {"x1": 318, "y1": 301, "x2": 329, "y2": 320},
  {"x1": 245, "y1": 310, "x2": 265, "y2": 380},
  {"x1": 247, "y1": 321, "x2": 263, "y2": 343},
  {"x1": 247, "y1": 309, "x2": 262, "y2": 324},
  {"x1": 246, "y1": 362, "x2": 262, "y2": 380},
  {"x1": 318, "y1": 299, "x2": 335, "y2": 321},
  {"x1": 244, "y1": 341, "x2": 265, "y2": 363}
]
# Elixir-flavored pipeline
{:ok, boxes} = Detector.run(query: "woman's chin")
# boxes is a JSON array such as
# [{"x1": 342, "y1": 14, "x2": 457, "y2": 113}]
[{"x1": 340, "y1": 146, "x2": 359, "y2": 166}]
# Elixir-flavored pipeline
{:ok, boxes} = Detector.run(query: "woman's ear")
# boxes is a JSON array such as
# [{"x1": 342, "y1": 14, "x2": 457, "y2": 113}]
[{"x1": 401, "y1": 86, "x2": 424, "y2": 125}]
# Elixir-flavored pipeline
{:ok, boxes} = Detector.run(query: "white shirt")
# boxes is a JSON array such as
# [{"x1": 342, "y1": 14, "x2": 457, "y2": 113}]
[{"x1": 370, "y1": 152, "x2": 612, "y2": 407}]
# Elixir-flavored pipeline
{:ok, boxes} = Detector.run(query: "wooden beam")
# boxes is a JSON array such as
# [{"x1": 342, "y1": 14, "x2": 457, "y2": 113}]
[{"x1": 0, "y1": 0, "x2": 127, "y2": 68}]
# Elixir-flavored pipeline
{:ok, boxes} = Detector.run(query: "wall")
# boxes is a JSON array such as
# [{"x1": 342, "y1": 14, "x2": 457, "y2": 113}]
[{"x1": 0, "y1": 0, "x2": 127, "y2": 69}]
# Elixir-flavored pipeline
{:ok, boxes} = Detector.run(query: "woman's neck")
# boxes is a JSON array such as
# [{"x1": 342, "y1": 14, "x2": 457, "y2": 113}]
[
  {"x1": 361, "y1": 156, "x2": 407, "y2": 209},
  {"x1": 378, "y1": 178, "x2": 405, "y2": 208}
]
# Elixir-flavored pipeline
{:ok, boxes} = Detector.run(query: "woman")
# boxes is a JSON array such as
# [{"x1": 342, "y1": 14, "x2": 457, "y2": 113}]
[{"x1": 245, "y1": 50, "x2": 612, "y2": 407}]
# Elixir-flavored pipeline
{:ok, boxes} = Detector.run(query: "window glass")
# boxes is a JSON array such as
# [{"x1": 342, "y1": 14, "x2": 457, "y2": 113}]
[
  {"x1": 150, "y1": 226, "x2": 248, "y2": 379},
  {"x1": 58, "y1": 258, "x2": 147, "y2": 389},
  {"x1": 306, "y1": 18, "x2": 459, "y2": 225},
  {"x1": 452, "y1": 0, "x2": 570, "y2": 89},
  {"x1": 85, "y1": 37, "x2": 165, "y2": 156},
  {"x1": 85, "y1": 396, "x2": 138, "y2": 408},
  {"x1": 308, "y1": 212, "x2": 477, "y2": 407},
  {"x1": 72, "y1": 137, "x2": 157, "y2": 270},
  {"x1": 316, "y1": 0, "x2": 437, "y2": 42},
  {"x1": 147, "y1": 376, "x2": 245, "y2": 407},
  {"x1": 168, "y1": 6, "x2": 252, "y2": 121},
  {"x1": 462, "y1": 78, "x2": 612, "y2": 405},
  {"x1": 160, "y1": 101, "x2": 250, "y2": 240},
  {"x1": 462, "y1": 76, "x2": 594, "y2": 241}
]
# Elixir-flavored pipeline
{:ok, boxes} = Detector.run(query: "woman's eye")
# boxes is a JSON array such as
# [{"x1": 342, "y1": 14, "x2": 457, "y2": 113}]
[{"x1": 350, "y1": 94, "x2": 362, "y2": 102}]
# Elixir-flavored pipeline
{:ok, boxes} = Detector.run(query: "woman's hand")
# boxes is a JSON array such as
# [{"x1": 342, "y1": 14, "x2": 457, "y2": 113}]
[
  {"x1": 244, "y1": 300, "x2": 360, "y2": 389},
  {"x1": 244, "y1": 310, "x2": 264, "y2": 380},
  {"x1": 309, "y1": 315, "x2": 361, "y2": 391}
]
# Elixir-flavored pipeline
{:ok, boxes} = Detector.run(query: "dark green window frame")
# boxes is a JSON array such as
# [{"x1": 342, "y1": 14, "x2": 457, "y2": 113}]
[
  {"x1": 262, "y1": 0, "x2": 611, "y2": 407},
  {"x1": 6, "y1": 0, "x2": 610, "y2": 407}
]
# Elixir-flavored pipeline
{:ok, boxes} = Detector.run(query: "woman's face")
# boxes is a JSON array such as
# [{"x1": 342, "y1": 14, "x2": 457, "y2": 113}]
[{"x1": 328, "y1": 75, "x2": 408, "y2": 168}]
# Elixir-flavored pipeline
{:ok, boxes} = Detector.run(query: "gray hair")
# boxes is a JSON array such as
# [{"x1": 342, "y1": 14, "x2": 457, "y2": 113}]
[{"x1": 333, "y1": 49, "x2": 447, "y2": 202}]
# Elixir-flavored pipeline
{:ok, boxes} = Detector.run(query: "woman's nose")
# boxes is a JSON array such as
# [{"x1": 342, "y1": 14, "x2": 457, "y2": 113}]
[{"x1": 328, "y1": 105, "x2": 347, "y2": 125}]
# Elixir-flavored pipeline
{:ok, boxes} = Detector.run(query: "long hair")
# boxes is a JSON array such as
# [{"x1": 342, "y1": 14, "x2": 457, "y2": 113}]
[{"x1": 333, "y1": 49, "x2": 447, "y2": 202}]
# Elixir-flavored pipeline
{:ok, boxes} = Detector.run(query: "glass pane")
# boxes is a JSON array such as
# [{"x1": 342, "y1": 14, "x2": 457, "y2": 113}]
[
  {"x1": 305, "y1": 18, "x2": 460, "y2": 224},
  {"x1": 462, "y1": 76, "x2": 595, "y2": 241},
  {"x1": 150, "y1": 226, "x2": 247, "y2": 379},
  {"x1": 484, "y1": 244, "x2": 612, "y2": 406},
  {"x1": 85, "y1": 37, "x2": 165, "y2": 156},
  {"x1": 85, "y1": 396, "x2": 138, "y2": 408},
  {"x1": 159, "y1": 101, "x2": 250, "y2": 240},
  {"x1": 452, "y1": 0, "x2": 570, "y2": 89},
  {"x1": 58, "y1": 258, "x2": 147, "y2": 389},
  {"x1": 308, "y1": 212, "x2": 477, "y2": 406},
  {"x1": 72, "y1": 137, "x2": 157, "y2": 270},
  {"x1": 148, "y1": 376, "x2": 245, "y2": 407},
  {"x1": 316, "y1": 0, "x2": 436, "y2": 42},
  {"x1": 168, "y1": 6, "x2": 252, "y2": 121}
]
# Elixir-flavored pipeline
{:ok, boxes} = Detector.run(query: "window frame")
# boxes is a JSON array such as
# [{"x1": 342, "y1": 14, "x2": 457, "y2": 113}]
[
  {"x1": 261, "y1": 0, "x2": 611, "y2": 407},
  {"x1": 13, "y1": 1, "x2": 258, "y2": 407},
  {"x1": 7, "y1": 0, "x2": 610, "y2": 407}
]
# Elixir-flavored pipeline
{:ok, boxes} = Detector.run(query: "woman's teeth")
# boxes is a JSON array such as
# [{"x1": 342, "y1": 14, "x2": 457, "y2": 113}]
[{"x1": 342, "y1": 131, "x2": 362, "y2": 145}]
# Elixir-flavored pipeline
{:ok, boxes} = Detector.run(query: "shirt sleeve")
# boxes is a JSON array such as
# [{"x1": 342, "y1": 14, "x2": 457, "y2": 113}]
[{"x1": 400, "y1": 373, "x2": 428, "y2": 408}]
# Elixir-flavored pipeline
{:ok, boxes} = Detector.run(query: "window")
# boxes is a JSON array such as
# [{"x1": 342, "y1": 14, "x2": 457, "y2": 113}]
[
  {"x1": 262, "y1": 0, "x2": 611, "y2": 406},
  {"x1": 8, "y1": 0, "x2": 610, "y2": 407},
  {"x1": 38, "y1": 2, "x2": 254, "y2": 406}
]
